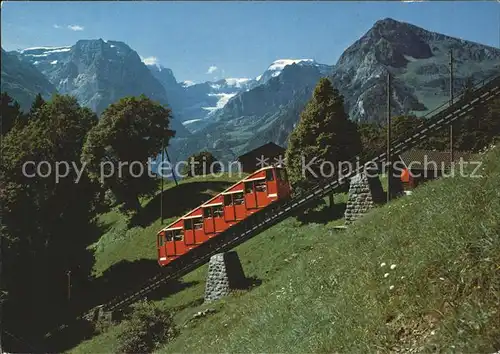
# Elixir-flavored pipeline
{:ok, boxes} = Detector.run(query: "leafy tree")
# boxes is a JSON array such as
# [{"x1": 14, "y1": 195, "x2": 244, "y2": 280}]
[
  {"x1": 1, "y1": 94, "x2": 99, "y2": 340},
  {"x1": 390, "y1": 115, "x2": 423, "y2": 139},
  {"x1": 116, "y1": 300, "x2": 178, "y2": 353},
  {"x1": 358, "y1": 122, "x2": 385, "y2": 161},
  {"x1": 181, "y1": 151, "x2": 220, "y2": 177},
  {"x1": 81, "y1": 95, "x2": 174, "y2": 213},
  {"x1": 285, "y1": 78, "x2": 361, "y2": 196},
  {"x1": 0, "y1": 92, "x2": 23, "y2": 135}
]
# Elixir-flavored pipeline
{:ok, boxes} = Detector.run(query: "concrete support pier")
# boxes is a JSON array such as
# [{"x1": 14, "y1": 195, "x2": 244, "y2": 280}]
[
  {"x1": 204, "y1": 251, "x2": 246, "y2": 303},
  {"x1": 344, "y1": 171, "x2": 385, "y2": 224}
]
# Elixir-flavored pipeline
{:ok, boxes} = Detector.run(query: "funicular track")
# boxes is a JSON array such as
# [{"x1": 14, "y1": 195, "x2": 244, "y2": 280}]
[{"x1": 44, "y1": 74, "x2": 500, "y2": 342}]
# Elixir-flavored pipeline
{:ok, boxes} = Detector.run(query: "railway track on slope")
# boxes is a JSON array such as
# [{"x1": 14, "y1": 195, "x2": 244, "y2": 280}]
[{"x1": 41, "y1": 74, "x2": 500, "y2": 347}]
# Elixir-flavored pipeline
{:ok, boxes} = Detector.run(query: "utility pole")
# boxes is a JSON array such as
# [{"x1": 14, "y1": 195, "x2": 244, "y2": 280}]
[
  {"x1": 160, "y1": 138, "x2": 165, "y2": 225},
  {"x1": 165, "y1": 148, "x2": 178, "y2": 187},
  {"x1": 66, "y1": 270, "x2": 71, "y2": 302},
  {"x1": 386, "y1": 72, "x2": 392, "y2": 203},
  {"x1": 0, "y1": 99, "x2": 4, "y2": 354},
  {"x1": 449, "y1": 49, "x2": 454, "y2": 162}
]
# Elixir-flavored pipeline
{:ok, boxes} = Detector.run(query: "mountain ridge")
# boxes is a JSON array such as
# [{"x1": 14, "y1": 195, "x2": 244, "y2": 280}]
[
  {"x1": 3, "y1": 18, "x2": 500, "y2": 163},
  {"x1": 1, "y1": 48, "x2": 58, "y2": 110}
]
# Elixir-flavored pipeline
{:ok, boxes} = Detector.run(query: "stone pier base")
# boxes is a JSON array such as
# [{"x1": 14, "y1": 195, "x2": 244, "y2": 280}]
[
  {"x1": 344, "y1": 171, "x2": 385, "y2": 224},
  {"x1": 83, "y1": 305, "x2": 115, "y2": 327},
  {"x1": 204, "y1": 251, "x2": 246, "y2": 303}
]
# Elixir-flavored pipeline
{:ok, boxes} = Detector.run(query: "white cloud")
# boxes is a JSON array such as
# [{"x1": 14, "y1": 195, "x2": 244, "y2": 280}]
[
  {"x1": 67, "y1": 24, "x2": 84, "y2": 31},
  {"x1": 206, "y1": 65, "x2": 218, "y2": 74},
  {"x1": 53, "y1": 24, "x2": 61, "y2": 29},
  {"x1": 140, "y1": 56, "x2": 159, "y2": 66},
  {"x1": 181, "y1": 80, "x2": 196, "y2": 87}
]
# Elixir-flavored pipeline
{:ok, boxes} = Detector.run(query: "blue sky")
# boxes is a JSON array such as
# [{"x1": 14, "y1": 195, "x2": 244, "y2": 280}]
[{"x1": 1, "y1": 1, "x2": 499, "y2": 82}]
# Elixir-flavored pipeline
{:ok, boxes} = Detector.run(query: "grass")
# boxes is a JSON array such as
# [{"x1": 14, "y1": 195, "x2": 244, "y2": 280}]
[{"x1": 71, "y1": 147, "x2": 499, "y2": 352}]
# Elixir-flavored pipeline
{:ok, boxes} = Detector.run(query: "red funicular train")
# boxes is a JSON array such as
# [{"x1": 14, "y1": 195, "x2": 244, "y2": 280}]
[{"x1": 157, "y1": 166, "x2": 291, "y2": 266}]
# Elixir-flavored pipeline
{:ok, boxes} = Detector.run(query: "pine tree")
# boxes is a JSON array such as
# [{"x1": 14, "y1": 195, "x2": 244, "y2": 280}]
[
  {"x1": 29, "y1": 93, "x2": 46, "y2": 118},
  {"x1": 0, "y1": 92, "x2": 22, "y2": 136},
  {"x1": 285, "y1": 78, "x2": 361, "y2": 195}
]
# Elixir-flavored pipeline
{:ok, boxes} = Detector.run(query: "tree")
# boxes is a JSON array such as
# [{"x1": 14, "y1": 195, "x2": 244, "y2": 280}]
[
  {"x1": 358, "y1": 122, "x2": 385, "y2": 161},
  {"x1": 81, "y1": 95, "x2": 174, "y2": 213},
  {"x1": 285, "y1": 78, "x2": 361, "y2": 201},
  {"x1": 181, "y1": 151, "x2": 220, "y2": 177},
  {"x1": 29, "y1": 92, "x2": 46, "y2": 118},
  {"x1": 0, "y1": 92, "x2": 23, "y2": 136},
  {"x1": 1, "y1": 94, "x2": 99, "y2": 342}
]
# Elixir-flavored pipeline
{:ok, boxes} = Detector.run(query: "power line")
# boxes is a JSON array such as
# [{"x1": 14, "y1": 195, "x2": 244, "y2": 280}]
[{"x1": 2, "y1": 330, "x2": 38, "y2": 352}]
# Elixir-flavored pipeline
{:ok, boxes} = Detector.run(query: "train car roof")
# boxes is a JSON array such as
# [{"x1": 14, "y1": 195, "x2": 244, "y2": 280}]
[{"x1": 159, "y1": 165, "x2": 278, "y2": 233}]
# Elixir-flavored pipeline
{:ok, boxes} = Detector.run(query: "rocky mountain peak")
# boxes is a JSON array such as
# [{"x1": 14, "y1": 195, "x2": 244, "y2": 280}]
[
  {"x1": 333, "y1": 18, "x2": 500, "y2": 123},
  {"x1": 148, "y1": 64, "x2": 178, "y2": 87},
  {"x1": 341, "y1": 18, "x2": 433, "y2": 69}
]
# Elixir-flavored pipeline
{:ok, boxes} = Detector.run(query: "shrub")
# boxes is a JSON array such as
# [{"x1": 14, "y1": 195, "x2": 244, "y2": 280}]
[
  {"x1": 116, "y1": 300, "x2": 177, "y2": 353},
  {"x1": 181, "y1": 151, "x2": 220, "y2": 177}
]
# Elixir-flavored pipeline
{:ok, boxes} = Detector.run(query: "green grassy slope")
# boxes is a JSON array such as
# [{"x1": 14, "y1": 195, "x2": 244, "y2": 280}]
[
  {"x1": 159, "y1": 147, "x2": 499, "y2": 353},
  {"x1": 71, "y1": 147, "x2": 499, "y2": 352}
]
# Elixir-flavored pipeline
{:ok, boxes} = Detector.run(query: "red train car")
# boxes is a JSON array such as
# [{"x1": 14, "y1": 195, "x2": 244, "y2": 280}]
[{"x1": 157, "y1": 166, "x2": 291, "y2": 266}]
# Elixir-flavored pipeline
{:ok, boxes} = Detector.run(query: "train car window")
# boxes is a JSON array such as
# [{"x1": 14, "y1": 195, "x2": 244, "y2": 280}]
[
  {"x1": 266, "y1": 169, "x2": 275, "y2": 181},
  {"x1": 213, "y1": 205, "x2": 224, "y2": 218},
  {"x1": 165, "y1": 231, "x2": 174, "y2": 242},
  {"x1": 255, "y1": 180, "x2": 267, "y2": 192},
  {"x1": 173, "y1": 229, "x2": 184, "y2": 241},
  {"x1": 234, "y1": 192, "x2": 244, "y2": 205},
  {"x1": 245, "y1": 181, "x2": 254, "y2": 194},
  {"x1": 203, "y1": 207, "x2": 213, "y2": 218},
  {"x1": 158, "y1": 234, "x2": 164, "y2": 247},
  {"x1": 224, "y1": 194, "x2": 233, "y2": 206},
  {"x1": 184, "y1": 219, "x2": 193, "y2": 230},
  {"x1": 193, "y1": 217, "x2": 203, "y2": 229}
]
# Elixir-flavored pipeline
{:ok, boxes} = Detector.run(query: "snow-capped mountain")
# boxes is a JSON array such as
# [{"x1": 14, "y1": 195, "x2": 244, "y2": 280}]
[
  {"x1": 147, "y1": 67, "x2": 258, "y2": 129},
  {"x1": 171, "y1": 19, "x2": 500, "y2": 161},
  {"x1": 18, "y1": 46, "x2": 72, "y2": 77},
  {"x1": 154, "y1": 59, "x2": 331, "y2": 132},
  {"x1": 17, "y1": 40, "x2": 169, "y2": 114},
  {"x1": 256, "y1": 59, "x2": 332, "y2": 84},
  {"x1": 170, "y1": 59, "x2": 334, "y2": 161},
  {"x1": 15, "y1": 39, "x2": 191, "y2": 138},
  {"x1": 1, "y1": 48, "x2": 58, "y2": 110}
]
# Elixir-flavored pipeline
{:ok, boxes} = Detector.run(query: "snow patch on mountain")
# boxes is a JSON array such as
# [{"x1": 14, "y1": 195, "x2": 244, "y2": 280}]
[
  {"x1": 202, "y1": 93, "x2": 237, "y2": 111},
  {"x1": 267, "y1": 59, "x2": 315, "y2": 71},
  {"x1": 23, "y1": 48, "x2": 72, "y2": 57},
  {"x1": 20, "y1": 46, "x2": 71, "y2": 53},
  {"x1": 182, "y1": 119, "x2": 202, "y2": 126},
  {"x1": 357, "y1": 100, "x2": 365, "y2": 116},
  {"x1": 256, "y1": 58, "x2": 322, "y2": 83},
  {"x1": 224, "y1": 78, "x2": 251, "y2": 87}
]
